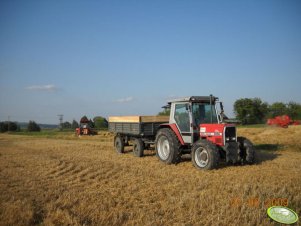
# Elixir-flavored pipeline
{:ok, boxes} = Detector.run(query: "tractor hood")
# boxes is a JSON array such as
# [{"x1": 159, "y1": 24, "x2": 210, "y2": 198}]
[{"x1": 199, "y1": 123, "x2": 236, "y2": 146}]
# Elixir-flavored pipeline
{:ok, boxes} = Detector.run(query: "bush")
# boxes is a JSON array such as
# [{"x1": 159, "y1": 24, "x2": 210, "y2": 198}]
[
  {"x1": 234, "y1": 98, "x2": 268, "y2": 125},
  {"x1": 27, "y1": 121, "x2": 41, "y2": 132},
  {"x1": 157, "y1": 109, "x2": 170, "y2": 116},
  {"x1": 93, "y1": 116, "x2": 108, "y2": 129},
  {"x1": 62, "y1": 121, "x2": 71, "y2": 129},
  {"x1": 0, "y1": 121, "x2": 18, "y2": 132},
  {"x1": 71, "y1": 120, "x2": 79, "y2": 129}
]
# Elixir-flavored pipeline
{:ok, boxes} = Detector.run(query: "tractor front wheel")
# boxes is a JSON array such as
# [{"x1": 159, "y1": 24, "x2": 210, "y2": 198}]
[
  {"x1": 132, "y1": 138, "x2": 144, "y2": 157},
  {"x1": 191, "y1": 140, "x2": 220, "y2": 170},
  {"x1": 114, "y1": 135, "x2": 124, "y2": 154}
]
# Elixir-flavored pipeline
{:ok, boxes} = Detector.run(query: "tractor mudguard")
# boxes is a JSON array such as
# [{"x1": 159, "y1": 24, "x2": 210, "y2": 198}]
[{"x1": 159, "y1": 123, "x2": 185, "y2": 145}]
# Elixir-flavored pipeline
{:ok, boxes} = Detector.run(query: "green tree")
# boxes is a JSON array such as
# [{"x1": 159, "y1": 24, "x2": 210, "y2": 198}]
[
  {"x1": 268, "y1": 102, "x2": 287, "y2": 117},
  {"x1": 27, "y1": 121, "x2": 41, "y2": 132},
  {"x1": 71, "y1": 120, "x2": 79, "y2": 129},
  {"x1": 89, "y1": 119, "x2": 94, "y2": 128},
  {"x1": 8, "y1": 121, "x2": 18, "y2": 131},
  {"x1": 157, "y1": 108, "x2": 170, "y2": 116},
  {"x1": 0, "y1": 122, "x2": 7, "y2": 132},
  {"x1": 234, "y1": 98, "x2": 268, "y2": 124},
  {"x1": 0, "y1": 121, "x2": 18, "y2": 132},
  {"x1": 287, "y1": 102, "x2": 301, "y2": 120},
  {"x1": 62, "y1": 121, "x2": 71, "y2": 129},
  {"x1": 93, "y1": 116, "x2": 108, "y2": 129}
]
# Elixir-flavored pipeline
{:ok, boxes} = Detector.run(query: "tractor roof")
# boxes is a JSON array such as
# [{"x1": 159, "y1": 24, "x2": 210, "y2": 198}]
[{"x1": 168, "y1": 96, "x2": 218, "y2": 104}]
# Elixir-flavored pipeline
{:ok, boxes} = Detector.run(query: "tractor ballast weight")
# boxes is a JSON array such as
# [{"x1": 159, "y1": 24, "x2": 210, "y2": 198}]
[{"x1": 109, "y1": 95, "x2": 255, "y2": 170}]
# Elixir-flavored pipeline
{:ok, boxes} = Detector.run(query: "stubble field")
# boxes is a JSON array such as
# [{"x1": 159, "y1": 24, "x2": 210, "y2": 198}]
[{"x1": 0, "y1": 126, "x2": 300, "y2": 225}]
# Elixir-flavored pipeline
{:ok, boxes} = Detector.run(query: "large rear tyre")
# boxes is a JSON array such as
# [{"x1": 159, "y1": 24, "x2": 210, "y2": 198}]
[
  {"x1": 132, "y1": 138, "x2": 144, "y2": 157},
  {"x1": 191, "y1": 140, "x2": 220, "y2": 170},
  {"x1": 237, "y1": 137, "x2": 255, "y2": 164},
  {"x1": 155, "y1": 128, "x2": 181, "y2": 164},
  {"x1": 114, "y1": 135, "x2": 124, "y2": 154}
]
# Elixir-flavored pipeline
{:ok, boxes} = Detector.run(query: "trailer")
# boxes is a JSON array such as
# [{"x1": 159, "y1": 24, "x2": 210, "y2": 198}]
[{"x1": 109, "y1": 116, "x2": 169, "y2": 157}]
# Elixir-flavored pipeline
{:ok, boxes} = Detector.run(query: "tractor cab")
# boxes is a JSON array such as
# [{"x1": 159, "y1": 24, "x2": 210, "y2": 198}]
[{"x1": 166, "y1": 95, "x2": 235, "y2": 146}]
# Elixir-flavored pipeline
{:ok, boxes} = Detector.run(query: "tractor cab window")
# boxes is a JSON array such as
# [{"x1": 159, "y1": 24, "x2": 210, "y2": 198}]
[
  {"x1": 192, "y1": 103, "x2": 218, "y2": 125},
  {"x1": 174, "y1": 104, "x2": 190, "y2": 132}
]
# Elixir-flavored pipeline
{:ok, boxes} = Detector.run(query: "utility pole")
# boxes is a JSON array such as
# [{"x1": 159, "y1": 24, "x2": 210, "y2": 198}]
[{"x1": 57, "y1": 114, "x2": 63, "y2": 131}]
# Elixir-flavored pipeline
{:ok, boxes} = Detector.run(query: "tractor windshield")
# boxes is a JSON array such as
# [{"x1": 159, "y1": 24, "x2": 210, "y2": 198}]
[{"x1": 192, "y1": 102, "x2": 218, "y2": 125}]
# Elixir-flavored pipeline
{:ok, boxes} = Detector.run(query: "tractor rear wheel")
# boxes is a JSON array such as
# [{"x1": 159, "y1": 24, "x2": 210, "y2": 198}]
[
  {"x1": 114, "y1": 135, "x2": 124, "y2": 154},
  {"x1": 237, "y1": 137, "x2": 255, "y2": 164},
  {"x1": 191, "y1": 140, "x2": 220, "y2": 170},
  {"x1": 132, "y1": 138, "x2": 144, "y2": 157},
  {"x1": 155, "y1": 128, "x2": 181, "y2": 164}
]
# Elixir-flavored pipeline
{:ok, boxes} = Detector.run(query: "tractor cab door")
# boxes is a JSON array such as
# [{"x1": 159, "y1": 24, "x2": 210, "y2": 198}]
[{"x1": 171, "y1": 102, "x2": 193, "y2": 144}]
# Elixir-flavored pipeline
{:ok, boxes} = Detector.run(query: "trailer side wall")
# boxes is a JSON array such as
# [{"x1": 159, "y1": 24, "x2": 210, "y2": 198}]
[{"x1": 109, "y1": 122, "x2": 165, "y2": 136}]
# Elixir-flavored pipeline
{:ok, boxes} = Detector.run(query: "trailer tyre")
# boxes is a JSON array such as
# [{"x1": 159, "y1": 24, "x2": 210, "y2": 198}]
[
  {"x1": 191, "y1": 140, "x2": 220, "y2": 170},
  {"x1": 132, "y1": 138, "x2": 144, "y2": 157},
  {"x1": 155, "y1": 128, "x2": 181, "y2": 164},
  {"x1": 237, "y1": 137, "x2": 255, "y2": 164},
  {"x1": 114, "y1": 135, "x2": 124, "y2": 154}
]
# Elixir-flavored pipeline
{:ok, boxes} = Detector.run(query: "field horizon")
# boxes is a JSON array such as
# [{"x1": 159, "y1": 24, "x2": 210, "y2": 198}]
[{"x1": 0, "y1": 126, "x2": 300, "y2": 225}]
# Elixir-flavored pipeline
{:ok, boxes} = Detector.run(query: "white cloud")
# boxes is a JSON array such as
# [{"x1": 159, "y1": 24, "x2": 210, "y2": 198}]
[
  {"x1": 115, "y1": 96, "x2": 134, "y2": 103},
  {"x1": 25, "y1": 84, "x2": 58, "y2": 91}
]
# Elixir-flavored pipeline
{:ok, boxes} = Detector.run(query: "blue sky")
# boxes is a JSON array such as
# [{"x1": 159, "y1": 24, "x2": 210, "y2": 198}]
[{"x1": 1, "y1": 0, "x2": 300, "y2": 124}]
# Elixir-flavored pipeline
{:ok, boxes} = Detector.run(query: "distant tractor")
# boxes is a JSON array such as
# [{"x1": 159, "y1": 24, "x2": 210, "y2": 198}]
[
  {"x1": 267, "y1": 115, "x2": 300, "y2": 128},
  {"x1": 75, "y1": 117, "x2": 97, "y2": 136},
  {"x1": 109, "y1": 95, "x2": 255, "y2": 170}
]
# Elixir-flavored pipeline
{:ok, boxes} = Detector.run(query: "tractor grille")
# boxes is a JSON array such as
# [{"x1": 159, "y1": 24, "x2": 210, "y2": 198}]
[{"x1": 225, "y1": 126, "x2": 236, "y2": 143}]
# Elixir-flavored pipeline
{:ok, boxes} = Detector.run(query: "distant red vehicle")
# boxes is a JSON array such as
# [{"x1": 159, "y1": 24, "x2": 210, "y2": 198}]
[
  {"x1": 75, "y1": 117, "x2": 97, "y2": 136},
  {"x1": 267, "y1": 115, "x2": 300, "y2": 128}
]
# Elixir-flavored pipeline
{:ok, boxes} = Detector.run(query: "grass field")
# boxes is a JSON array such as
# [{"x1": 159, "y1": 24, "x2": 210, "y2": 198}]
[{"x1": 0, "y1": 126, "x2": 300, "y2": 225}]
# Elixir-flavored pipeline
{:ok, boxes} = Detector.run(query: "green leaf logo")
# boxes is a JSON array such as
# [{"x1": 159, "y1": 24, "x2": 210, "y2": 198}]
[{"x1": 267, "y1": 206, "x2": 299, "y2": 224}]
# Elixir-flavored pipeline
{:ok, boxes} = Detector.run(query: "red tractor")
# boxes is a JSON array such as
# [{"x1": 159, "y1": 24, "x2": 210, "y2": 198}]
[
  {"x1": 75, "y1": 117, "x2": 97, "y2": 136},
  {"x1": 109, "y1": 95, "x2": 255, "y2": 170}
]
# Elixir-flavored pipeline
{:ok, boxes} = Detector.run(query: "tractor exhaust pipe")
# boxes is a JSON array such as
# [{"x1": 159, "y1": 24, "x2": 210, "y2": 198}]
[{"x1": 210, "y1": 94, "x2": 213, "y2": 123}]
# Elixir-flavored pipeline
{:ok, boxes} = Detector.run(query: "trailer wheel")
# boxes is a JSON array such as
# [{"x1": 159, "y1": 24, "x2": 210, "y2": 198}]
[
  {"x1": 132, "y1": 138, "x2": 144, "y2": 157},
  {"x1": 114, "y1": 135, "x2": 124, "y2": 154},
  {"x1": 237, "y1": 137, "x2": 255, "y2": 164},
  {"x1": 191, "y1": 140, "x2": 220, "y2": 170},
  {"x1": 155, "y1": 128, "x2": 181, "y2": 164}
]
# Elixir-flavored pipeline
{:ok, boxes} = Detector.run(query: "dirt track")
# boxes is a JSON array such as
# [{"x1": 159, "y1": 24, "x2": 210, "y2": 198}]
[{"x1": 0, "y1": 127, "x2": 300, "y2": 225}]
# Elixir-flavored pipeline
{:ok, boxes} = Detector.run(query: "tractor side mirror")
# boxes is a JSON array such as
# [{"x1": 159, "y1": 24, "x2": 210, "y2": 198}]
[
  {"x1": 218, "y1": 102, "x2": 224, "y2": 123},
  {"x1": 220, "y1": 102, "x2": 224, "y2": 112},
  {"x1": 185, "y1": 103, "x2": 189, "y2": 111}
]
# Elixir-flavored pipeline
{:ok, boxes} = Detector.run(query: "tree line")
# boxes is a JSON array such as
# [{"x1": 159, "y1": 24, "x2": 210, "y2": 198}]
[
  {"x1": 60, "y1": 116, "x2": 108, "y2": 130},
  {"x1": 0, "y1": 120, "x2": 41, "y2": 132},
  {"x1": 0, "y1": 116, "x2": 108, "y2": 133},
  {"x1": 234, "y1": 98, "x2": 301, "y2": 125}
]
